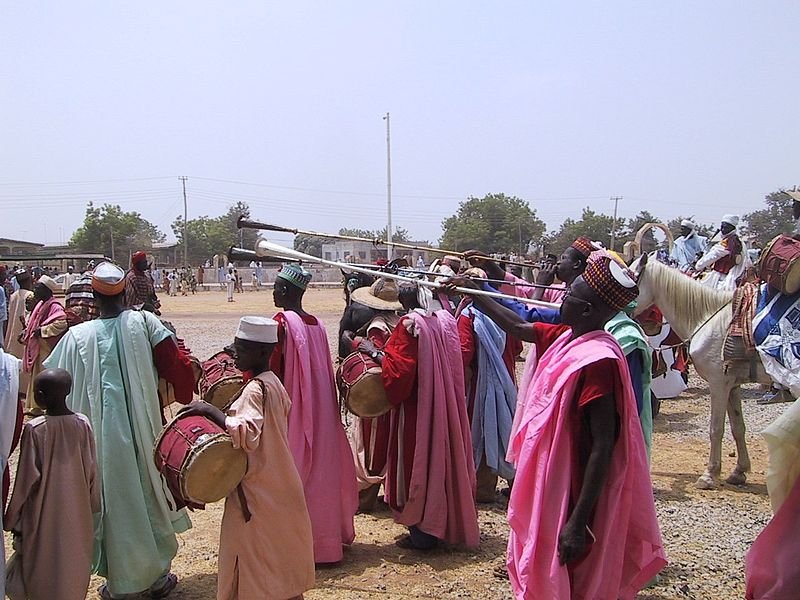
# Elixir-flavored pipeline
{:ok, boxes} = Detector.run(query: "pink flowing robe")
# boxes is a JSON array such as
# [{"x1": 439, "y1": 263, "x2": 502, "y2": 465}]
[
  {"x1": 507, "y1": 328, "x2": 666, "y2": 600},
  {"x1": 218, "y1": 372, "x2": 315, "y2": 600},
  {"x1": 382, "y1": 310, "x2": 480, "y2": 547},
  {"x1": 274, "y1": 310, "x2": 358, "y2": 563}
]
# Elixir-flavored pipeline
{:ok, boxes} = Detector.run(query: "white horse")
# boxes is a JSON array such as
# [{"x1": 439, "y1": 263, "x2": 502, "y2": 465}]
[{"x1": 633, "y1": 254, "x2": 769, "y2": 489}]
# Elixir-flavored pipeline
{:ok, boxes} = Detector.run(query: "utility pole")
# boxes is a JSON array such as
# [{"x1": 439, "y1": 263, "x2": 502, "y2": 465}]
[
  {"x1": 610, "y1": 196, "x2": 622, "y2": 250},
  {"x1": 179, "y1": 176, "x2": 188, "y2": 266},
  {"x1": 109, "y1": 227, "x2": 115, "y2": 262},
  {"x1": 383, "y1": 112, "x2": 393, "y2": 261}
]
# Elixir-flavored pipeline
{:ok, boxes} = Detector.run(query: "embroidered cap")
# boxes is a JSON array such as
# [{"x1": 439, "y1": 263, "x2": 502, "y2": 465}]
[
  {"x1": 236, "y1": 316, "x2": 278, "y2": 344},
  {"x1": 721, "y1": 214, "x2": 740, "y2": 227},
  {"x1": 276, "y1": 263, "x2": 312, "y2": 291},
  {"x1": 37, "y1": 275, "x2": 59, "y2": 293},
  {"x1": 570, "y1": 237, "x2": 599, "y2": 259},
  {"x1": 583, "y1": 254, "x2": 639, "y2": 311},
  {"x1": 131, "y1": 251, "x2": 147, "y2": 265},
  {"x1": 92, "y1": 262, "x2": 126, "y2": 296}
]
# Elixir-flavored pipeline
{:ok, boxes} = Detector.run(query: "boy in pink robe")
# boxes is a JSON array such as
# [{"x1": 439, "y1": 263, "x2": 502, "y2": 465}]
[
  {"x1": 270, "y1": 264, "x2": 358, "y2": 564},
  {"x1": 5, "y1": 368, "x2": 99, "y2": 600},
  {"x1": 182, "y1": 316, "x2": 315, "y2": 600},
  {"x1": 451, "y1": 255, "x2": 666, "y2": 599}
]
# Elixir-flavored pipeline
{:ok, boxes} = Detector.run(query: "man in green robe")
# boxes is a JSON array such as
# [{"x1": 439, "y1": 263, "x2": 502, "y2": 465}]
[{"x1": 45, "y1": 262, "x2": 197, "y2": 599}]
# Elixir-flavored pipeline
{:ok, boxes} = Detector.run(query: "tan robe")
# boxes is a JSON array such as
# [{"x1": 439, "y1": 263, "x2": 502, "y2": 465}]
[
  {"x1": 218, "y1": 371, "x2": 315, "y2": 600},
  {"x1": 4, "y1": 413, "x2": 99, "y2": 600}
]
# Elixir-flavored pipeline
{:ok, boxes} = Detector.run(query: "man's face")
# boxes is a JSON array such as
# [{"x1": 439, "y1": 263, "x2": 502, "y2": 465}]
[
  {"x1": 33, "y1": 282, "x2": 49, "y2": 302},
  {"x1": 556, "y1": 248, "x2": 584, "y2": 285},
  {"x1": 273, "y1": 278, "x2": 287, "y2": 307},
  {"x1": 135, "y1": 259, "x2": 148, "y2": 271},
  {"x1": 720, "y1": 222, "x2": 735, "y2": 235},
  {"x1": 559, "y1": 277, "x2": 595, "y2": 327},
  {"x1": 680, "y1": 225, "x2": 692, "y2": 237}
]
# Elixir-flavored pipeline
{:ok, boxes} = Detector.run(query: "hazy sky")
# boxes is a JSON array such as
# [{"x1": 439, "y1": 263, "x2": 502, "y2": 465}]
[{"x1": 2, "y1": 1, "x2": 798, "y2": 249}]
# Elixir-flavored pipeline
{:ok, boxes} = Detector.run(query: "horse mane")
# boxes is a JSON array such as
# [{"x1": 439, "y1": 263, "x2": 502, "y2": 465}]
[{"x1": 642, "y1": 259, "x2": 733, "y2": 335}]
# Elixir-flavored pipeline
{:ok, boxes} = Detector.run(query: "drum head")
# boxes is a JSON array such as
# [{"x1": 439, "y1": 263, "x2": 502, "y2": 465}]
[
  {"x1": 204, "y1": 378, "x2": 244, "y2": 409},
  {"x1": 182, "y1": 436, "x2": 247, "y2": 504},
  {"x1": 346, "y1": 369, "x2": 391, "y2": 418}
]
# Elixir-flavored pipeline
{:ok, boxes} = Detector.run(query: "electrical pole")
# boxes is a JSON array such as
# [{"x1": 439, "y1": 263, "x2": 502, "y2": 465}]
[
  {"x1": 179, "y1": 176, "x2": 188, "y2": 266},
  {"x1": 610, "y1": 196, "x2": 622, "y2": 250},
  {"x1": 383, "y1": 112, "x2": 393, "y2": 261}
]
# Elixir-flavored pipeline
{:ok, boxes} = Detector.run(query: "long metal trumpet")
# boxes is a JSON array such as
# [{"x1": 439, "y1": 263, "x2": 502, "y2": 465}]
[
  {"x1": 237, "y1": 216, "x2": 540, "y2": 269},
  {"x1": 253, "y1": 237, "x2": 560, "y2": 309},
  {"x1": 227, "y1": 246, "x2": 286, "y2": 264}
]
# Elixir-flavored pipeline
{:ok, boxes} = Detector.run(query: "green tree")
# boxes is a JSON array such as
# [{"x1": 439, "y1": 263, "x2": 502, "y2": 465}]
[
  {"x1": 743, "y1": 190, "x2": 795, "y2": 247},
  {"x1": 171, "y1": 201, "x2": 261, "y2": 265},
  {"x1": 439, "y1": 193, "x2": 545, "y2": 254},
  {"x1": 293, "y1": 233, "x2": 323, "y2": 257},
  {"x1": 544, "y1": 207, "x2": 625, "y2": 254},
  {"x1": 70, "y1": 203, "x2": 165, "y2": 263},
  {"x1": 171, "y1": 215, "x2": 230, "y2": 265},
  {"x1": 338, "y1": 227, "x2": 411, "y2": 242}
]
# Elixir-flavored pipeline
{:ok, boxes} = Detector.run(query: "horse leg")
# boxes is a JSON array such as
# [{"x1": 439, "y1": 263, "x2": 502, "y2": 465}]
[
  {"x1": 724, "y1": 386, "x2": 750, "y2": 485},
  {"x1": 696, "y1": 384, "x2": 728, "y2": 489}
]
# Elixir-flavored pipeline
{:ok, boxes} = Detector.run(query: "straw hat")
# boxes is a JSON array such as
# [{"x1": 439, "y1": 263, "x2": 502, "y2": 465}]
[{"x1": 350, "y1": 278, "x2": 403, "y2": 311}]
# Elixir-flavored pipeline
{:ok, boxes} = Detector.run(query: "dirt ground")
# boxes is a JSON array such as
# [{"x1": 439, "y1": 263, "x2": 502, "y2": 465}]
[{"x1": 5, "y1": 288, "x2": 782, "y2": 599}]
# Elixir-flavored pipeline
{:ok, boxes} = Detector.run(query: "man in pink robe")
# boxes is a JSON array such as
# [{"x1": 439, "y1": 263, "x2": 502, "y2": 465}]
[
  {"x1": 452, "y1": 255, "x2": 666, "y2": 599},
  {"x1": 270, "y1": 264, "x2": 358, "y2": 564},
  {"x1": 364, "y1": 282, "x2": 479, "y2": 550},
  {"x1": 21, "y1": 275, "x2": 67, "y2": 410}
]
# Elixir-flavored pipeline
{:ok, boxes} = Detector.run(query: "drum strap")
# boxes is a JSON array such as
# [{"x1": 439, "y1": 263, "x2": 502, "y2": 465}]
[{"x1": 237, "y1": 484, "x2": 252, "y2": 522}]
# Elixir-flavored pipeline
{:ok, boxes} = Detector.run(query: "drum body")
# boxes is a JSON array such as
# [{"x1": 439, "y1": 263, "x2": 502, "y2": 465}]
[
  {"x1": 200, "y1": 350, "x2": 244, "y2": 409},
  {"x1": 336, "y1": 351, "x2": 391, "y2": 418},
  {"x1": 760, "y1": 235, "x2": 800, "y2": 295},
  {"x1": 154, "y1": 413, "x2": 247, "y2": 509}
]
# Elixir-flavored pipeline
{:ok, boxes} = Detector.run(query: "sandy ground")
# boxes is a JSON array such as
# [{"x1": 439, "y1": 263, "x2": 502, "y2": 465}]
[{"x1": 4, "y1": 288, "x2": 786, "y2": 599}]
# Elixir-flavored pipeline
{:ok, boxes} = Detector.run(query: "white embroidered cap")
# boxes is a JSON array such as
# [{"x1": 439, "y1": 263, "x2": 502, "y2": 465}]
[{"x1": 235, "y1": 316, "x2": 278, "y2": 344}]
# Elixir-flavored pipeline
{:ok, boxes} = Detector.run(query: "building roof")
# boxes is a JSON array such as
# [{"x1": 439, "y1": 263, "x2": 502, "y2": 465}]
[{"x1": 0, "y1": 238, "x2": 45, "y2": 247}]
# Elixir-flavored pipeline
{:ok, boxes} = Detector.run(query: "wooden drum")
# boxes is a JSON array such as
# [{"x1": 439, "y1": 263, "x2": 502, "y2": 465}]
[
  {"x1": 760, "y1": 235, "x2": 800, "y2": 295},
  {"x1": 336, "y1": 351, "x2": 391, "y2": 418}
]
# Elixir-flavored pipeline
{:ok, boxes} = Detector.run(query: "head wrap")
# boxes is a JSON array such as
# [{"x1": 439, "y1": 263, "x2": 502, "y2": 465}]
[
  {"x1": 583, "y1": 255, "x2": 639, "y2": 311},
  {"x1": 570, "y1": 237, "x2": 599, "y2": 259},
  {"x1": 236, "y1": 316, "x2": 278, "y2": 344},
  {"x1": 132, "y1": 251, "x2": 147, "y2": 266},
  {"x1": 680, "y1": 219, "x2": 694, "y2": 229},
  {"x1": 92, "y1": 262, "x2": 126, "y2": 295},
  {"x1": 277, "y1": 263, "x2": 312, "y2": 291},
  {"x1": 37, "y1": 275, "x2": 59, "y2": 293},
  {"x1": 721, "y1": 214, "x2": 740, "y2": 227}
]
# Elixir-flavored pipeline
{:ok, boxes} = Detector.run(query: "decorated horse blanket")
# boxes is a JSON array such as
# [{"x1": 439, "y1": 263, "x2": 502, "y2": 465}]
[{"x1": 753, "y1": 285, "x2": 800, "y2": 397}]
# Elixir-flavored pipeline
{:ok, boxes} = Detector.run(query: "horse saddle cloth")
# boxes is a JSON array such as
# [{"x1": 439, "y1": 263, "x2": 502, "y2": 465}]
[{"x1": 723, "y1": 282, "x2": 759, "y2": 362}]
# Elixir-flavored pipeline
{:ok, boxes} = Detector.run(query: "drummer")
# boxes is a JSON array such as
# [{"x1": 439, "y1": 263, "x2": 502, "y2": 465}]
[
  {"x1": 181, "y1": 317, "x2": 315, "y2": 600},
  {"x1": 340, "y1": 278, "x2": 402, "y2": 512}
]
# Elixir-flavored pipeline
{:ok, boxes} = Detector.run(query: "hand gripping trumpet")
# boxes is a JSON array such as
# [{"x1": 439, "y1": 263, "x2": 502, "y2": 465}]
[{"x1": 253, "y1": 237, "x2": 559, "y2": 309}]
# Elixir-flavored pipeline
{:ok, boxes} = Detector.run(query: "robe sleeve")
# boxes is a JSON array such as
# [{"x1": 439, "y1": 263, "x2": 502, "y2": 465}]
[
  {"x1": 83, "y1": 420, "x2": 101, "y2": 513},
  {"x1": 456, "y1": 312, "x2": 476, "y2": 375},
  {"x1": 626, "y1": 350, "x2": 645, "y2": 416},
  {"x1": 269, "y1": 316, "x2": 286, "y2": 378},
  {"x1": 225, "y1": 381, "x2": 264, "y2": 453},
  {"x1": 153, "y1": 337, "x2": 196, "y2": 404},
  {"x1": 480, "y1": 282, "x2": 560, "y2": 323},
  {"x1": 4, "y1": 424, "x2": 40, "y2": 534},
  {"x1": 40, "y1": 318, "x2": 68, "y2": 340},
  {"x1": 381, "y1": 321, "x2": 419, "y2": 407},
  {"x1": 695, "y1": 240, "x2": 730, "y2": 271}
]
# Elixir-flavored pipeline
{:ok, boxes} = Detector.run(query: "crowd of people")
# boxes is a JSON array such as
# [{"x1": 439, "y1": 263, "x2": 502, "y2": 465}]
[{"x1": 0, "y1": 208, "x2": 796, "y2": 599}]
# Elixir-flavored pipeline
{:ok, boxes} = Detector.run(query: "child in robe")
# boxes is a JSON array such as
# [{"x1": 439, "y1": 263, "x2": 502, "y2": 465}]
[
  {"x1": 181, "y1": 316, "x2": 315, "y2": 600},
  {"x1": 4, "y1": 368, "x2": 99, "y2": 600}
]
